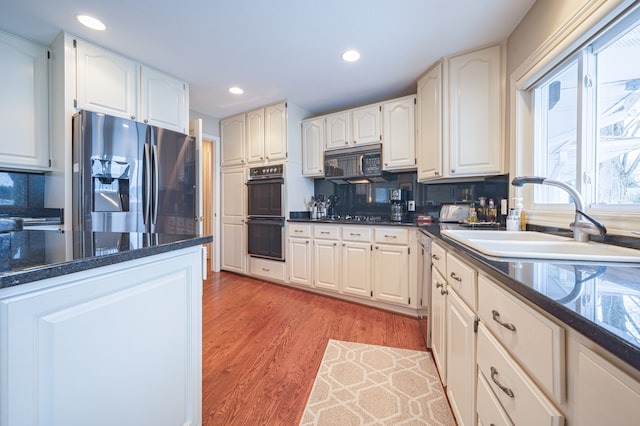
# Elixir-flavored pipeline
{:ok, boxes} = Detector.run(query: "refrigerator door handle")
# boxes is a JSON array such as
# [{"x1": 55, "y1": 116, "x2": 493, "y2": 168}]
[
  {"x1": 152, "y1": 144, "x2": 159, "y2": 225},
  {"x1": 143, "y1": 142, "x2": 151, "y2": 225}
]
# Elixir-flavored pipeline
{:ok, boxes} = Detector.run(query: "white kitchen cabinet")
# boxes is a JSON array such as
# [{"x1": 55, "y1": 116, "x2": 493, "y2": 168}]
[
  {"x1": 431, "y1": 266, "x2": 448, "y2": 384},
  {"x1": 76, "y1": 39, "x2": 139, "y2": 120},
  {"x1": 220, "y1": 114, "x2": 246, "y2": 167},
  {"x1": 313, "y1": 239, "x2": 340, "y2": 292},
  {"x1": 325, "y1": 111, "x2": 351, "y2": 150},
  {"x1": 302, "y1": 117, "x2": 325, "y2": 176},
  {"x1": 264, "y1": 102, "x2": 288, "y2": 163},
  {"x1": 0, "y1": 247, "x2": 203, "y2": 426},
  {"x1": 416, "y1": 62, "x2": 443, "y2": 181},
  {"x1": 416, "y1": 44, "x2": 503, "y2": 181},
  {"x1": 140, "y1": 65, "x2": 188, "y2": 133},
  {"x1": 477, "y1": 371, "x2": 513, "y2": 426},
  {"x1": 351, "y1": 104, "x2": 381, "y2": 146},
  {"x1": 382, "y1": 95, "x2": 416, "y2": 171},
  {"x1": 446, "y1": 288, "x2": 477, "y2": 426},
  {"x1": 341, "y1": 241, "x2": 372, "y2": 298},
  {"x1": 0, "y1": 31, "x2": 50, "y2": 171},
  {"x1": 288, "y1": 223, "x2": 312, "y2": 287},
  {"x1": 76, "y1": 39, "x2": 188, "y2": 133},
  {"x1": 574, "y1": 345, "x2": 640, "y2": 426},
  {"x1": 221, "y1": 166, "x2": 246, "y2": 273},
  {"x1": 245, "y1": 108, "x2": 265, "y2": 164},
  {"x1": 447, "y1": 44, "x2": 503, "y2": 177},
  {"x1": 373, "y1": 228, "x2": 410, "y2": 306}
]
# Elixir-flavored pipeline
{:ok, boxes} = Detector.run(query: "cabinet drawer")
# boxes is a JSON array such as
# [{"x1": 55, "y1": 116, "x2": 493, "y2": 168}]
[
  {"x1": 477, "y1": 324, "x2": 564, "y2": 426},
  {"x1": 289, "y1": 223, "x2": 311, "y2": 238},
  {"x1": 477, "y1": 372, "x2": 513, "y2": 426},
  {"x1": 446, "y1": 252, "x2": 477, "y2": 309},
  {"x1": 478, "y1": 274, "x2": 565, "y2": 403},
  {"x1": 250, "y1": 257, "x2": 286, "y2": 282},
  {"x1": 342, "y1": 226, "x2": 372, "y2": 242},
  {"x1": 374, "y1": 227, "x2": 409, "y2": 245},
  {"x1": 431, "y1": 241, "x2": 447, "y2": 275},
  {"x1": 313, "y1": 225, "x2": 339, "y2": 240}
]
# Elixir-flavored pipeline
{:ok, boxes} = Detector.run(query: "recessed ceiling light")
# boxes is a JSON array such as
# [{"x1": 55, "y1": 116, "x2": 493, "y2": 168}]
[
  {"x1": 341, "y1": 50, "x2": 361, "y2": 62},
  {"x1": 228, "y1": 86, "x2": 244, "y2": 95},
  {"x1": 77, "y1": 14, "x2": 106, "y2": 31}
]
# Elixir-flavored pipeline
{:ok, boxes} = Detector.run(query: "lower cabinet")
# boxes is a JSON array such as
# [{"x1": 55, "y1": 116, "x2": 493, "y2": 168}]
[
  {"x1": 446, "y1": 287, "x2": 477, "y2": 426},
  {"x1": 431, "y1": 266, "x2": 448, "y2": 384},
  {"x1": 313, "y1": 239, "x2": 340, "y2": 292},
  {"x1": 341, "y1": 241, "x2": 372, "y2": 298},
  {"x1": 288, "y1": 236, "x2": 312, "y2": 287},
  {"x1": 221, "y1": 221, "x2": 246, "y2": 274},
  {"x1": 373, "y1": 243, "x2": 409, "y2": 305},
  {"x1": 0, "y1": 247, "x2": 203, "y2": 426}
]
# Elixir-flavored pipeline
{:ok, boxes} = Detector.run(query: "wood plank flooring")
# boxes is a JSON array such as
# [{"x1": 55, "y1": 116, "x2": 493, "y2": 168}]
[{"x1": 202, "y1": 271, "x2": 426, "y2": 425}]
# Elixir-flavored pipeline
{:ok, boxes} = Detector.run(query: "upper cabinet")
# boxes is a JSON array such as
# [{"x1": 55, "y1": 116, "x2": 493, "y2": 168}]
[
  {"x1": 325, "y1": 111, "x2": 351, "y2": 150},
  {"x1": 221, "y1": 101, "x2": 291, "y2": 168},
  {"x1": 382, "y1": 95, "x2": 416, "y2": 171},
  {"x1": 417, "y1": 44, "x2": 504, "y2": 181},
  {"x1": 0, "y1": 31, "x2": 50, "y2": 171},
  {"x1": 302, "y1": 118, "x2": 325, "y2": 177},
  {"x1": 75, "y1": 39, "x2": 188, "y2": 133},
  {"x1": 220, "y1": 114, "x2": 246, "y2": 167},
  {"x1": 325, "y1": 105, "x2": 381, "y2": 151}
]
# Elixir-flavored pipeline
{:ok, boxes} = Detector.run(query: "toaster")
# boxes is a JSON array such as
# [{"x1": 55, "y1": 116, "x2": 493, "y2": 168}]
[{"x1": 439, "y1": 204, "x2": 471, "y2": 223}]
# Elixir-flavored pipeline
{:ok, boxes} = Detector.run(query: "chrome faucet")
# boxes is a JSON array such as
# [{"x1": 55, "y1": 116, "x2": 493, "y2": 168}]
[{"x1": 511, "y1": 176, "x2": 607, "y2": 242}]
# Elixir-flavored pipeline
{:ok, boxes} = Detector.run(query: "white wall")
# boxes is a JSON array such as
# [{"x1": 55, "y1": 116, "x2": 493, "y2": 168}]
[{"x1": 189, "y1": 109, "x2": 219, "y2": 138}]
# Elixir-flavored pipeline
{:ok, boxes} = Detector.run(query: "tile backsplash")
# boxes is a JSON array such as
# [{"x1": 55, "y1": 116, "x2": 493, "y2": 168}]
[{"x1": 0, "y1": 171, "x2": 44, "y2": 208}]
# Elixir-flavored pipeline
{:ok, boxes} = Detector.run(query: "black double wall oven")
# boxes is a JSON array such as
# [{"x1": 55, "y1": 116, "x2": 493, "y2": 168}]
[{"x1": 246, "y1": 165, "x2": 285, "y2": 261}]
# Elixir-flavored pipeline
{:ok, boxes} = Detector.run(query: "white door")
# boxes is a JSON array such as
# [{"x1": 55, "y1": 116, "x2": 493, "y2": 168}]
[
  {"x1": 141, "y1": 66, "x2": 187, "y2": 133},
  {"x1": 341, "y1": 241, "x2": 372, "y2": 298},
  {"x1": 220, "y1": 114, "x2": 245, "y2": 167},
  {"x1": 245, "y1": 108, "x2": 265, "y2": 164},
  {"x1": 265, "y1": 102, "x2": 287, "y2": 163},
  {"x1": 325, "y1": 111, "x2": 351, "y2": 150},
  {"x1": 431, "y1": 266, "x2": 447, "y2": 384},
  {"x1": 288, "y1": 238, "x2": 312, "y2": 287},
  {"x1": 189, "y1": 119, "x2": 204, "y2": 236},
  {"x1": 351, "y1": 104, "x2": 380, "y2": 146},
  {"x1": 313, "y1": 240, "x2": 340, "y2": 292},
  {"x1": 417, "y1": 63, "x2": 443, "y2": 180},
  {"x1": 302, "y1": 118, "x2": 325, "y2": 176},
  {"x1": 373, "y1": 244, "x2": 409, "y2": 305},
  {"x1": 382, "y1": 96, "x2": 416, "y2": 171}
]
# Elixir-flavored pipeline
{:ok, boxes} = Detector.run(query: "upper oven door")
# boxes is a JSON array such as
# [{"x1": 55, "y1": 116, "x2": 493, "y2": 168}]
[{"x1": 246, "y1": 178, "x2": 284, "y2": 217}]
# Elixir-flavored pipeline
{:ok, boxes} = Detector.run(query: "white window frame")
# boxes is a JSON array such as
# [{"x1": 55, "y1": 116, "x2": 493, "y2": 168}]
[{"x1": 511, "y1": 0, "x2": 640, "y2": 236}]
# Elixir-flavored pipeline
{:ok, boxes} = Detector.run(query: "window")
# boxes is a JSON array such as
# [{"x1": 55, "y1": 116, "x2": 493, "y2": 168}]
[{"x1": 531, "y1": 8, "x2": 640, "y2": 208}]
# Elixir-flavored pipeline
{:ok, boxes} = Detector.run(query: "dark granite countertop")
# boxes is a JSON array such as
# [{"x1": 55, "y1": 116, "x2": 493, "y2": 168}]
[
  {"x1": 419, "y1": 223, "x2": 640, "y2": 372},
  {"x1": 0, "y1": 230, "x2": 212, "y2": 289},
  {"x1": 288, "y1": 218, "x2": 417, "y2": 226}
]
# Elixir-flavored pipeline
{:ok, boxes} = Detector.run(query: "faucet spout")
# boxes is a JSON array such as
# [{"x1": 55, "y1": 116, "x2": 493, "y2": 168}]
[{"x1": 511, "y1": 176, "x2": 606, "y2": 241}]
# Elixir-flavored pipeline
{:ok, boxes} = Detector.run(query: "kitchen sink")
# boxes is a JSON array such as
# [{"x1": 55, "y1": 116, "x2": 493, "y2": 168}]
[{"x1": 441, "y1": 230, "x2": 640, "y2": 263}]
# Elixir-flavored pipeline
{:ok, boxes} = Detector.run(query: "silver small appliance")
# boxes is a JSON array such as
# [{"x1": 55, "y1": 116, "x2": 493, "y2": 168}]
[{"x1": 389, "y1": 189, "x2": 406, "y2": 222}]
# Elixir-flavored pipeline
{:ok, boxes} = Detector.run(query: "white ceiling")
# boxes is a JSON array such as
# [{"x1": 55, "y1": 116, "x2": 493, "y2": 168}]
[{"x1": 0, "y1": 0, "x2": 535, "y2": 119}]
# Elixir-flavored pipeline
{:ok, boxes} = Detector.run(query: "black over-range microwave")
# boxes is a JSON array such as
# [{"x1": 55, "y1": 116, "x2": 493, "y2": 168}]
[{"x1": 324, "y1": 143, "x2": 385, "y2": 183}]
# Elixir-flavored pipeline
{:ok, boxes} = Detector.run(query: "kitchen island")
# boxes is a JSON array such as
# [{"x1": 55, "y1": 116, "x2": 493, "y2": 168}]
[{"x1": 0, "y1": 229, "x2": 211, "y2": 426}]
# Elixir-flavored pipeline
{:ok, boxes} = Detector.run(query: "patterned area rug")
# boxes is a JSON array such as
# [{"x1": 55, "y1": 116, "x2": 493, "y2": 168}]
[{"x1": 299, "y1": 340, "x2": 455, "y2": 425}]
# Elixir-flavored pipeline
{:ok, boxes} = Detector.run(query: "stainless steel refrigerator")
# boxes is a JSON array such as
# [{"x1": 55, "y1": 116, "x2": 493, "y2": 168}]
[{"x1": 72, "y1": 110, "x2": 197, "y2": 235}]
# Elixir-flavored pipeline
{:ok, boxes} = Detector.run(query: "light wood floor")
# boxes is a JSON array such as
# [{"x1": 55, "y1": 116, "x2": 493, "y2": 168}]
[{"x1": 202, "y1": 271, "x2": 427, "y2": 425}]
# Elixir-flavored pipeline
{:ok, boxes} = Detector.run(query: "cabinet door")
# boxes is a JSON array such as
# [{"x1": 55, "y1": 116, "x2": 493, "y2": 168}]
[
  {"x1": 221, "y1": 167, "x2": 246, "y2": 219},
  {"x1": 313, "y1": 240, "x2": 340, "y2": 292},
  {"x1": 220, "y1": 114, "x2": 246, "y2": 167},
  {"x1": 221, "y1": 221, "x2": 246, "y2": 274},
  {"x1": 352, "y1": 104, "x2": 381, "y2": 146},
  {"x1": 341, "y1": 241, "x2": 372, "y2": 298},
  {"x1": 446, "y1": 289, "x2": 477, "y2": 426},
  {"x1": 447, "y1": 44, "x2": 503, "y2": 177},
  {"x1": 76, "y1": 40, "x2": 139, "y2": 120},
  {"x1": 265, "y1": 102, "x2": 287, "y2": 163},
  {"x1": 140, "y1": 66, "x2": 188, "y2": 133},
  {"x1": 302, "y1": 118, "x2": 325, "y2": 176},
  {"x1": 431, "y1": 266, "x2": 447, "y2": 384},
  {"x1": 0, "y1": 31, "x2": 50, "y2": 171},
  {"x1": 373, "y1": 243, "x2": 409, "y2": 305},
  {"x1": 288, "y1": 238, "x2": 312, "y2": 287},
  {"x1": 325, "y1": 111, "x2": 351, "y2": 150},
  {"x1": 245, "y1": 108, "x2": 265, "y2": 164},
  {"x1": 416, "y1": 63, "x2": 443, "y2": 181},
  {"x1": 382, "y1": 96, "x2": 416, "y2": 171},
  {"x1": 575, "y1": 345, "x2": 640, "y2": 426}
]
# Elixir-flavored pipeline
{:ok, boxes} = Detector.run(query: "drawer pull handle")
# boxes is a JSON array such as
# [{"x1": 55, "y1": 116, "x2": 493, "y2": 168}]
[
  {"x1": 262, "y1": 268, "x2": 270, "y2": 272},
  {"x1": 320, "y1": 231, "x2": 330, "y2": 234},
  {"x1": 294, "y1": 230, "x2": 303, "y2": 233},
  {"x1": 490, "y1": 367, "x2": 514, "y2": 398},
  {"x1": 440, "y1": 289, "x2": 448, "y2": 296},
  {"x1": 436, "y1": 282, "x2": 443, "y2": 288},
  {"x1": 450, "y1": 272, "x2": 462, "y2": 282},
  {"x1": 350, "y1": 233, "x2": 361, "y2": 236},
  {"x1": 432, "y1": 254, "x2": 440, "y2": 260},
  {"x1": 492, "y1": 310, "x2": 516, "y2": 331},
  {"x1": 384, "y1": 235, "x2": 398, "y2": 238}
]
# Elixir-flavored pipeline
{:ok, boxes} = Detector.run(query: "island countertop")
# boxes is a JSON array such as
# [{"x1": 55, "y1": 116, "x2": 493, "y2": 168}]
[
  {"x1": 419, "y1": 223, "x2": 640, "y2": 372},
  {"x1": 0, "y1": 229, "x2": 212, "y2": 289}
]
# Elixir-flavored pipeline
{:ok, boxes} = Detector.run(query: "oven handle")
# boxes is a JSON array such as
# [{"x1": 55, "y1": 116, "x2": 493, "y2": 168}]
[
  {"x1": 246, "y1": 218, "x2": 285, "y2": 226},
  {"x1": 246, "y1": 178, "x2": 285, "y2": 185}
]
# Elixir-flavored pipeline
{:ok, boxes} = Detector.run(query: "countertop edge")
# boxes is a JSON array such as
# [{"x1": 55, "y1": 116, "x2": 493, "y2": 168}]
[
  {"x1": 419, "y1": 225, "x2": 640, "y2": 373},
  {"x1": 0, "y1": 234, "x2": 212, "y2": 289}
]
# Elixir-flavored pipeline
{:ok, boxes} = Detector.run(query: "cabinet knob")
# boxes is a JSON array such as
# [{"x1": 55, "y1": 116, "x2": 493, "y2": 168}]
[
  {"x1": 434, "y1": 171, "x2": 440, "y2": 176},
  {"x1": 451, "y1": 169, "x2": 455, "y2": 174},
  {"x1": 440, "y1": 289, "x2": 448, "y2": 295},
  {"x1": 144, "y1": 119, "x2": 148, "y2": 124},
  {"x1": 131, "y1": 115, "x2": 136, "y2": 120},
  {"x1": 345, "y1": 141, "x2": 349, "y2": 144},
  {"x1": 385, "y1": 163, "x2": 388, "y2": 166}
]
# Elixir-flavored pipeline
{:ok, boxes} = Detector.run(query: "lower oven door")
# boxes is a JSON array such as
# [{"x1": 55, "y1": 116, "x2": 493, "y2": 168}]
[{"x1": 247, "y1": 217, "x2": 285, "y2": 261}]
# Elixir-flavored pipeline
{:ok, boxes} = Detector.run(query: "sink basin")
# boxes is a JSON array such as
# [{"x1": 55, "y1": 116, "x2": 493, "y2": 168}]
[{"x1": 441, "y1": 230, "x2": 640, "y2": 263}]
